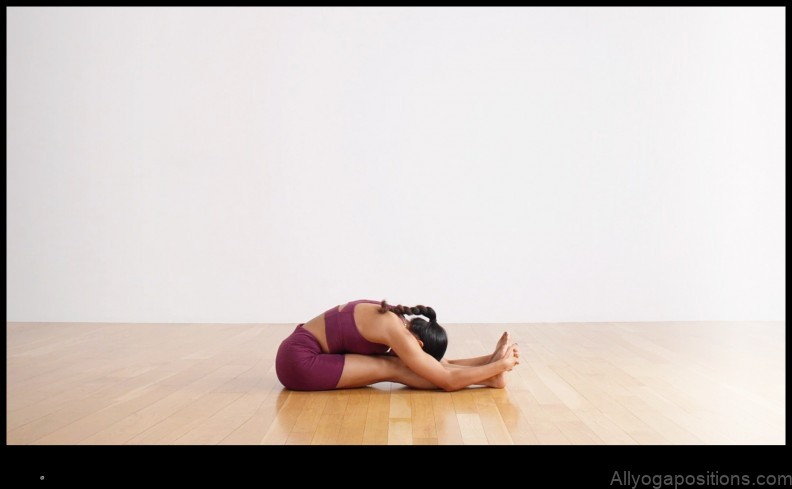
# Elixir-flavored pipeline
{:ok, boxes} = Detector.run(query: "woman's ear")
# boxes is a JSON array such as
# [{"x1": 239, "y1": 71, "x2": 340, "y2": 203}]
[{"x1": 408, "y1": 328, "x2": 425, "y2": 349}]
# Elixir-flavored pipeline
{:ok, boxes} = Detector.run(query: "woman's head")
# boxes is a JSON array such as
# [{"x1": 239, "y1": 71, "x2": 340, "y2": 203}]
[{"x1": 378, "y1": 300, "x2": 448, "y2": 361}]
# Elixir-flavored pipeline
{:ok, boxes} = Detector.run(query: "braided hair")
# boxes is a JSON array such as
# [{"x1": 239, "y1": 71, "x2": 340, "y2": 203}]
[{"x1": 378, "y1": 299, "x2": 448, "y2": 361}]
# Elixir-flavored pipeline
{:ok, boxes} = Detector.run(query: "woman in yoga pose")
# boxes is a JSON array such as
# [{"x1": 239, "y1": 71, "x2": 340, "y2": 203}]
[{"x1": 275, "y1": 299, "x2": 519, "y2": 391}]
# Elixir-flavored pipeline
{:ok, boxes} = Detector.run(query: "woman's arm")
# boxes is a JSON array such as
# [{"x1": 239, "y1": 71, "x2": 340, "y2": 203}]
[
  {"x1": 385, "y1": 324, "x2": 517, "y2": 392},
  {"x1": 386, "y1": 357, "x2": 506, "y2": 389},
  {"x1": 442, "y1": 355, "x2": 492, "y2": 367},
  {"x1": 441, "y1": 332, "x2": 512, "y2": 367}
]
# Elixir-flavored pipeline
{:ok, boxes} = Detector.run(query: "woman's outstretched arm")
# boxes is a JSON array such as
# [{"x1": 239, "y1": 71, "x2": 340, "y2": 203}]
[
  {"x1": 384, "y1": 323, "x2": 519, "y2": 391},
  {"x1": 442, "y1": 355, "x2": 493, "y2": 367},
  {"x1": 391, "y1": 358, "x2": 507, "y2": 389},
  {"x1": 442, "y1": 332, "x2": 512, "y2": 367}
]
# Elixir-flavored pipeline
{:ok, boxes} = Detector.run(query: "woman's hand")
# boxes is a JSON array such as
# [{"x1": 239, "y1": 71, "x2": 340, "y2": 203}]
[{"x1": 499, "y1": 343, "x2": 520, "y2": 372}]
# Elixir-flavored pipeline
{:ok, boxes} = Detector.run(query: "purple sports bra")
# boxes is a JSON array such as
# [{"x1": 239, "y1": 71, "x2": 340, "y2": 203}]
[{"x1": 323, "y1": 299, "x2": 391, "y2": 355}]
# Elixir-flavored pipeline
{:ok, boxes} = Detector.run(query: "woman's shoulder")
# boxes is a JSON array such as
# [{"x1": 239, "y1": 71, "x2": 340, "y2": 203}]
[{"x1": 356, "y1": 303, "x2": 402, "y2": 339}]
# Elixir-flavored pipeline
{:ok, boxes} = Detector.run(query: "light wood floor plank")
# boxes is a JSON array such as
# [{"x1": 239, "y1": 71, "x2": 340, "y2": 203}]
[
  {"x1": 361, "y1": 385, "x2": 391, "y2": 445},
  {"x1": 457, "y1": 413, "x2": 488, "y2": 445},
  {"x1": 336, "y1": 389, "x2": 370, "y2": 445},
  {"x1": 411, "y1": 390, "x2": 437, "y2": 440},
  {"x1": 432, "y1": 387, "x2": 464, "y2": 445}
]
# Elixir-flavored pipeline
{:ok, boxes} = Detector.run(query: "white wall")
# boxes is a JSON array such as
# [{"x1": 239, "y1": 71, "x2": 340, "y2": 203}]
[{"x1": 7, "y1": 7, "x2": 785, "y2": 323}]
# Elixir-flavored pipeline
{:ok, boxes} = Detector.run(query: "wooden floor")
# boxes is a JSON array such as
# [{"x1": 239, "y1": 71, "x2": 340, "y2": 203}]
[{"x1": 6, "y1": 321, "x2": 785, "y2": 445}]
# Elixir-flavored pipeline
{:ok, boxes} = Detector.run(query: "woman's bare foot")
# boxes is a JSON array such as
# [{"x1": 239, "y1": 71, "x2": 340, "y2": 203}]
[
  {"x1": 489, "y1": 332, "x2": 510, "y2": 364},
  {"x1": 486, "y1": 339, "x2": 519, "y2": 389},
  {"x1": 486, "y1": 373, "x2": 507, "y2": 389}
]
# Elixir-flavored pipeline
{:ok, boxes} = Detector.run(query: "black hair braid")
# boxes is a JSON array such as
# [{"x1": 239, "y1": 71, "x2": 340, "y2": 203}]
[{"x1": 378, "y1": 299, "x2": 437, "y2": 323}]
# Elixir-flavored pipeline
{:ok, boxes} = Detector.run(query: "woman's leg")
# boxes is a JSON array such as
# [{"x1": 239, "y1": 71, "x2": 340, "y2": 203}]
[
  {"x1": 335, "y1": 354, "x2": 505, "y2": 389},
  {"x1": 336, "y1": 354, "x2": 438, "y2": 389}
]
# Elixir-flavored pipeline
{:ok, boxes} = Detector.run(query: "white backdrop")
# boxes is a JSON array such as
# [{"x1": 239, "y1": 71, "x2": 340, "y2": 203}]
[{"x1": 6, "y1": 7, "x2": 785, "y2": 323}]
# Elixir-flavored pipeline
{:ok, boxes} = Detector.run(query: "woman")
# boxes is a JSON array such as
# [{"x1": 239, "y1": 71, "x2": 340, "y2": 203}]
[{"x1": 275, "y1": 299, "x2": 519, "y2": 391}]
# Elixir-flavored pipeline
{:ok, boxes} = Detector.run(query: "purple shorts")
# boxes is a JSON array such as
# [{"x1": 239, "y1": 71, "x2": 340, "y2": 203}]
[{"x1": 275, "y1": 324, "x2": 345, "y2": 391}]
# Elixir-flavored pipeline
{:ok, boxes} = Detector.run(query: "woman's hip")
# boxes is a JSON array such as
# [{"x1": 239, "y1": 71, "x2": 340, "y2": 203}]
[{"x1": 275, "y1": 325, "x2": 345, "y2": 391}]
